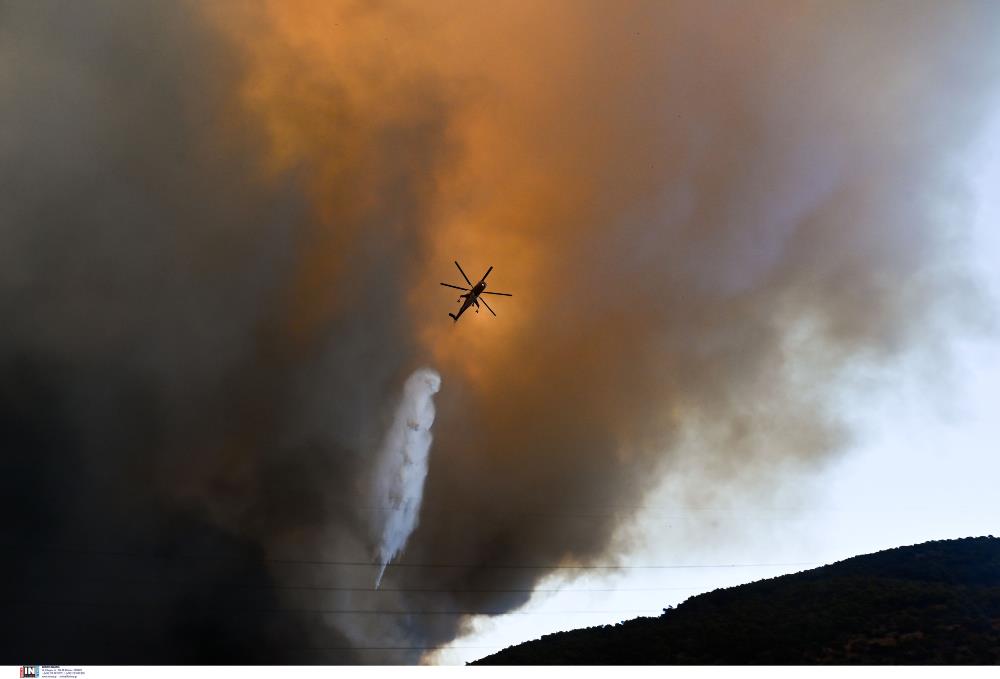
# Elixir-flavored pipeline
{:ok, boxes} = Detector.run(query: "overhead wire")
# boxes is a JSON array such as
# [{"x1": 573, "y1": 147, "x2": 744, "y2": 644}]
[
  {"x1": 7, "y1": 599, "x2": 666, "y2": 616},
  {"x1": 6, "y1": 545, "x2": 818, "y2": 571},
  {"x1": 18, "y1": 573, "x2": 713, "y2": 594}
]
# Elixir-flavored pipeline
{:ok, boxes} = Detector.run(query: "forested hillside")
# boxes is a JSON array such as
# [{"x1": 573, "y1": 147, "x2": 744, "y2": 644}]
[{"x1": 474, "y1": 537, "x2": 1000, "y2": 664}]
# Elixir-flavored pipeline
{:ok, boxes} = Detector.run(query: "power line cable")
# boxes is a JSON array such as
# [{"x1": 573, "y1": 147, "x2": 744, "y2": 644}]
[
  {"x1": 21, "y1": 574, "x2": 710, "y2": 594},
  {"x1": 7, "y1": 599, "x2": 665, "y2": 616},
  {"x1": 6, "y1": 545, "x2": 818, "y2": 571}
]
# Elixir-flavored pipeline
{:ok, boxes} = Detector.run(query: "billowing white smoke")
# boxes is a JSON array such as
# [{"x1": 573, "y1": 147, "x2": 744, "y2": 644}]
[{"x1": 370, "y1": 368, "x2": 441, "y2": 588}]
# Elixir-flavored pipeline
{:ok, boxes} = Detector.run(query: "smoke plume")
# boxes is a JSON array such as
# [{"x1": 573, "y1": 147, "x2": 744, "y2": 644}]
[
  {"x1": 2, "y1": 0, "x2": 999, "y2": 664},
  {"x1": 370, "y1": 368, "x2": 441, "y2": 587}
]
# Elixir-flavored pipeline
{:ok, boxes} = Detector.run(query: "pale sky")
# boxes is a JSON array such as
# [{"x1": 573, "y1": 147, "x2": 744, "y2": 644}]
[{"x1": 431, "y1": 108, "x2": 1000, "y2": 667}]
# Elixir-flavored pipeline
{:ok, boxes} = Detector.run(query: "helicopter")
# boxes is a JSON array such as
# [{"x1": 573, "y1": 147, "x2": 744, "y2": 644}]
[{"x1": 440, "y1": 261, "x2": 512, "y2": 322}]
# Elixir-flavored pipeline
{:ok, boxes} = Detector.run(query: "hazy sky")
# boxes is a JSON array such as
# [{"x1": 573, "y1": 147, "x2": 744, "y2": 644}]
[{"x1": 2, "y1": 0, "x2": 999, "y2": 665}]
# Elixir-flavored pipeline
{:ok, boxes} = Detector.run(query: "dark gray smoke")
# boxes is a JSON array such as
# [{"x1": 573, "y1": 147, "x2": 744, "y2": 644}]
[
  {"x1": 0, "y1": 0, "x2": 438, "y2": 663},
  {"x1": 2, "y1": 0, "x2": 999, "y2": 665}
]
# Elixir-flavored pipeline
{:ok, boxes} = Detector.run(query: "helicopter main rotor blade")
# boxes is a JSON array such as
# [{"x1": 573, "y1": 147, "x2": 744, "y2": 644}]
[
  {"x1": 481, "y1": 291, "x2": 512, "y2": 296},
  {"x1": 440, "y1": 282, "x2": 469, "y2": 291},
  {"x1": 454, "y1": 261, "x2": 473, "y2": 286},
  {"x1": 480, "y1": 296, "x2": 497, "y2": 316},
  {"x1": 479, "y1": 265, "x2": 494, "y2": 282}
]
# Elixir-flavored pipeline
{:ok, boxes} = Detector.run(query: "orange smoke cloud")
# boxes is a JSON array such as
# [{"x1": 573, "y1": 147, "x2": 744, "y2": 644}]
[
  {"x1": 208, "y1": 1, "x2": 616, "y2": 377},
  {"x1": 194, "y1": 0, "x2": 1000, "y2": 658},
  {"x1": 206, "y1": 0, "x2": 993, "y2": 441}
]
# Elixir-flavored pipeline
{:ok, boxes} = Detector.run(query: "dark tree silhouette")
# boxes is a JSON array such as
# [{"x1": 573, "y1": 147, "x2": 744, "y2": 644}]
[{"x1": 474, "y1": 537, "x2": 1000, "y2": 665}]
